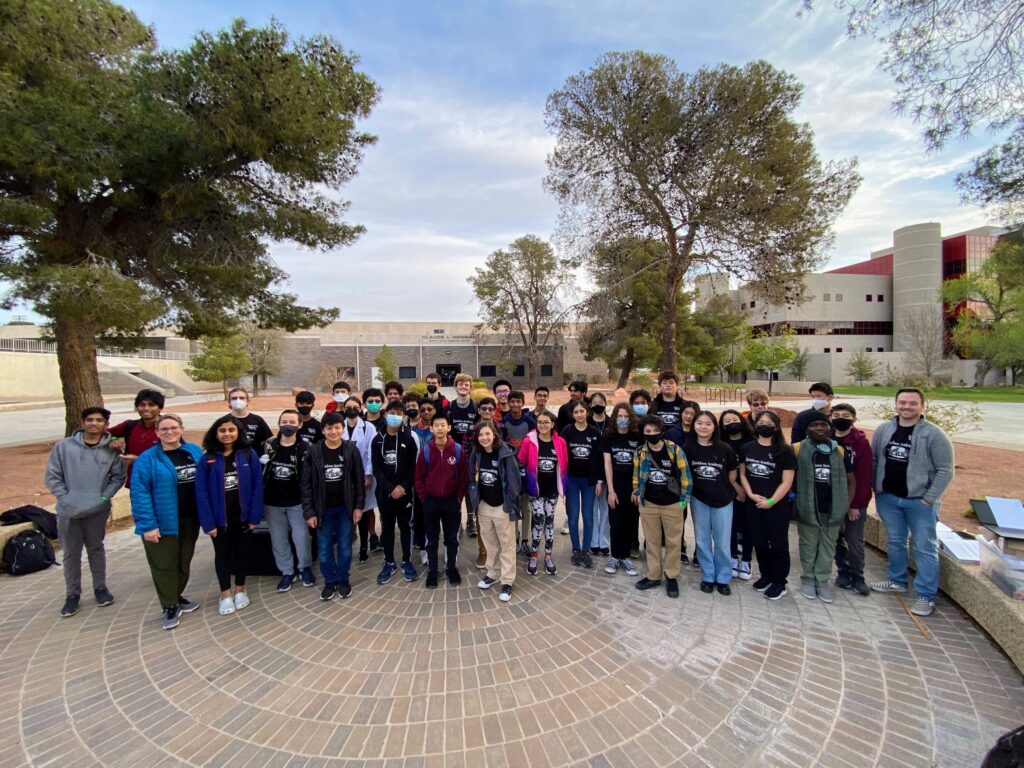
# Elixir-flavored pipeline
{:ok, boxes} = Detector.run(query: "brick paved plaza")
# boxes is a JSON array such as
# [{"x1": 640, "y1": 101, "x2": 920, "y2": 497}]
[{"x1": 1, "y1": 527, "x2": 1022, "y2": 768}]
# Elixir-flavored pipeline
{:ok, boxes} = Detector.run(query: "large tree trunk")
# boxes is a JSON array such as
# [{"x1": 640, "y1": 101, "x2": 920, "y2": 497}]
[
  {"x1": 526, "y1": 349, "x2": 539, "y2": 390},
  {"x1": 54, "y1": 316, "x2": 104, "y2": 436},
  {"x1": 617, "y1": 347, "x2": 636, "y2": 388}
]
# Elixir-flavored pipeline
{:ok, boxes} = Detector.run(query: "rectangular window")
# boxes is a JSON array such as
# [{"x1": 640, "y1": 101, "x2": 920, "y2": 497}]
[
  {"x1": 823, "y1": 293, "x2": 831, "y2": 302},
  {"x1": 540, "y1": 364, "x2": 553, "y2": 376},
  {"x1": 433, "y1": 329, "x2": 445, "y2": 335},
  {"x1": 480, "y1": 365, "x2": 497, "y2": 377},
  {"x1": 750, "y1": 300, "x2": 756, "y2": 308},
  {"x1": 513, "y1": 364, "x2": 525, "y2": 377},
  {"x1": 877, "y1": 347, "x2": 884, "y2": 352},
  {"x1": 824, "y1": 347, "x2": 831, "y2": 353},
  {"x1": 398, "y1": 366, "x2": 417, "y2": 379},
  {"x1": 865, "y1": 347, "x2": 872, "y2": 352},
  {"x1": 835, "y1": 293, "x2": 843, "y2": 302},
  {"x1": 835, "y1": 347, "x2": 843, "y2": 353},
  {"x1": 866, "y1": 294, "x2": 872, "y2": 301},
  {"x1": 877, "y1": 294, "x2": 884, "y2": 302}
]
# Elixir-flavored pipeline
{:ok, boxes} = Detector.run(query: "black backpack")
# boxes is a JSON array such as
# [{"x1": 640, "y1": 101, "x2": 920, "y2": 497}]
[{"x1": 2, "y1": 530, "x2": 57, "y2": 576}]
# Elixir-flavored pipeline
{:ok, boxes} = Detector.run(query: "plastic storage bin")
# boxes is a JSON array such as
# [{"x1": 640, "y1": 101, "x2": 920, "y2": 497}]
[{"x1": 978, "y1": 535, "x2": 1024, "y2": 600}]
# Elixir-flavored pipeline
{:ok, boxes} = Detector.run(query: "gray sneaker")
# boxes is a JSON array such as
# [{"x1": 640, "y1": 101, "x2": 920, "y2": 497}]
[
  {"x1": 620, "y1": 558, "x2": 639, "y2": 577},
  {"x1": 817, "y1": 586, "x2": 834, "y2": 603},
  {"x1": 801, "y1": 584, "x2": 817, "y2": 600},
  {"x1": 162, "y1": 605, "x2": 180, "y2": 630},
  {"x1": 870, "y1": 580, "x2": 908, "y2": 593},
  {"x1": 910, "y1": 597, "x2": 935, "y2": 616},
  {"x1": 604, "y1": 557, "x2": 620, "y2": 574}
]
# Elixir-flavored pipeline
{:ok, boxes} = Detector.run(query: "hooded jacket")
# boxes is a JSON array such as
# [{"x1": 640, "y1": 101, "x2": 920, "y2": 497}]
[
  {"x1": 466, "y1": 444, "x2": 523, "y2": 520},
  {"x1": 129, "y1": 441, "x2": 203, "y2": 536},
  {"x1": 300, "y1": 440, "x2": 366, "y2": 521},
  {"x1": 834, "y1": 426, "x2": 873, "y2": 509},
  {"x1": 371, "y1": 427, "x2": 419, "y2": 498},
  {"x1": 517, "y1": 430, "x2": 568, "y2": 498},
  {"x1": 195, "y1": 448, "x2": 264, "y2": 532},
  {"x1": 44, "y1": 430, "x2": 126, "y2": 519}
]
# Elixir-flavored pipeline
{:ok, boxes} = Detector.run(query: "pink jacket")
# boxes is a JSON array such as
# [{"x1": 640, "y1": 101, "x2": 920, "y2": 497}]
[{"x1": 517, "y1": 430, "x2": 568, "y2": 498}]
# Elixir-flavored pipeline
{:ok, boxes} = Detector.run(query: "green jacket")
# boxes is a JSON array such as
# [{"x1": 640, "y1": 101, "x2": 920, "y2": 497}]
[{"x1": 793, "y1": 440, "x2": 848, "y2": 527}]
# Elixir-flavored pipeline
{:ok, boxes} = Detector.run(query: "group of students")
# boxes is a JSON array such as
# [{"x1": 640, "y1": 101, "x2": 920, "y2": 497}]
[{"x1": 43, "y1": 370, "x2": 954, "y2": 630}]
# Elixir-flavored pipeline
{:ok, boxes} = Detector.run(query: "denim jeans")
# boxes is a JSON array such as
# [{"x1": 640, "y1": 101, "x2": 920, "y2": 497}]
[
  {"x1": 565, "y1": 475, "x2": 595, "y2": 553},
  {"x1": 590, "y1": 490, "x2": 610, "y2": 549},
  {"x1": 691, "y1": 498, "x2": 734, "y2": 584},
  {"x1": 317, "y1": 506, "x2": 353, "y2": 585},
  {"x1": 875, "y1": 492, "x2": 940, "y2": 600}
]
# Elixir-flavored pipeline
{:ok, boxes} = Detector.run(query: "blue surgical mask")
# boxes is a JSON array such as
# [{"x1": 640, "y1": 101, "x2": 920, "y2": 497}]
[
  {"x1": 616, "y1": 416, "x2": 630, "y2": 430},
  {"x1": 366, "y1": 402, "x2": 383, "y2": 414},
  {"x1": 632, "y1": 404, "x2": 648, "y2": 417},
  {"x1": 385, "y1": 414, "x2": 404, "y2": 429},
  {"x1": 815, "y1": 441, "x2": 833, "y2": 455}
]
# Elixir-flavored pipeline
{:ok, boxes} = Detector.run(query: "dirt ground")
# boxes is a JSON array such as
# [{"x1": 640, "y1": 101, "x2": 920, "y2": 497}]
[{"x1": 3, "y1": 387, "x2": 1013, "y2": 535}]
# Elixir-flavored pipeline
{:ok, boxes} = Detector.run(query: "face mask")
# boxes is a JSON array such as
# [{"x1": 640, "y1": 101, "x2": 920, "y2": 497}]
[
  {"x1": 405, "y1": 409, "x2": 419, "y2": 420},
  {"x1": 296, "y1": 405, "x2": 313, "y2": 416},
  {"x1": 229, "y1": 399, "x2": 246, "y2": 411},
  {"x1": 386, "y1": 414, "x2": 404, "y2": 429},
  {"x1": 632, "y1": 404, "x2": 648, "y2": 417},
  {"x1": 645, "y1": 434, "x2": 661, "y2": 446},
  {"x1": 426, "y1": 384, "x2": 438, "y2": 394},
  {"x1": 333, "y1": 393, "x2": 347, "y2": 403},
  {"x1": 366, "y1": 402, "x2": 383, "y2": 414},
  {"x1": 755, "y1": 424, "x2": 776, "y2": 438},
  {"x1": 814, "y1": 440, "x2": 833, "y2": 455},
  {"x1": 344, "y1": 408, "x2": 360, "y2": 419},
  {"x1": 616, "y1": 416, "x2": 630, "y2": 430},
  {"x1": 811, "y1": 398, "x2": 828, "y2": 411},
  {"x1": 279, "y1": 425, "x2": 299, "y2": 437},
  {"x1": 723, "y1": 422, "x2": 743, "y2": 435},
  {"x1": 592, "y1": 404, "x2": 606, "y2": 416},
  {"x1": 831, "y1": 417, "x2": 854, "y2": 432}
]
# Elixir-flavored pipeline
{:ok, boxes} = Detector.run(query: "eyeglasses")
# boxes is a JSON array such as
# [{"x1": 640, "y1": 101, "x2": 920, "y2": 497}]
[
  {"x1": 157, "y1": 426, "x2": 182, "y2": 433},
  {"x1": 478, "y1": 405, "x2": 495, "y2": 412},
  {"x1": 495, "y1": 389, "x2": 510, "y2": 396}
]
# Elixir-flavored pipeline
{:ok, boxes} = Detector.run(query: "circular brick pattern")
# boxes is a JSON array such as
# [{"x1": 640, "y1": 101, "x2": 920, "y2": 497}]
[{"x1": 2, "y1": 528, "x2": 1022, "y2": 767}]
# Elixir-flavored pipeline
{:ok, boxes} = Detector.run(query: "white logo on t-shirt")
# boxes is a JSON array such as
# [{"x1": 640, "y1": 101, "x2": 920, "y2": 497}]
[
  {"x1": 479, "y1": 469, "x2": 498, "y2": 486},
  {"x1": 384, "y1": 449, "x2": 397, "y2": 466},
  {"x1": 272, "y1": 464, "x2": 293, "y2": 480},
  {"x1": 176, "y1": 466, "x2": 196, "y2": 482},
  {"x1": 538, "y1": 458, "x2": 555, "y2": 472},
  {"x1": 571, "y1": 445, "x2": 591, "y2": 459},
  {"x1": 746, "y1": 461, "x2": 770, "y2": 478},
  {"x1": 694, "y1": 464, "x2": 719, "y2": 480},
  {"x1": 649, "y1": 469, "x2": 668, "y2": 483},
  {"x1": 613, "y1": 449, "x2": 633, "y2": 464},
  {"x1": 224, "y1": 472, "x2": 239, "y2": 491},
  {"x1": 814, "y1": 465, "x2": 831, "y2": 482},
  {"x1": 325, "y1": 465, "x2": 343, "y2": 481},
  {"x1": 886, "y1": 444, "x2": 910, "y2": 461}
]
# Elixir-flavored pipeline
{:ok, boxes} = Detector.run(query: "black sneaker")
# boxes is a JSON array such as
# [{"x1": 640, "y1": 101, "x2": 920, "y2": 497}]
[
  {"x1": 94, "y1": 587, "x2": 114, "y2": 607},
  {"x1": 466, "y1": 518, "x2": 477, "y2": 538},
  {"x1": 600, "y1": 548, "x2": 610, "y2": 557},
  {"x1": 447, "y1": 568, "x2": 462, "y2": 585},
  {"x1": 679, "y1": 552, "x2": 689, "y2": 565},
  {"x1": 851, "y1": 578, "x2": 871, "y2": 596},
  {"x1": 753, "y1": 576, "x2": 772, "y2": 592},
  {"x1": 178, "y1": 596, "x2": 200, "y2": 613},
  {"x1": 358, "y1": 549, "x2": 369, "y2": 563},
  {"x1": 368, "y1": 534, "x2": 381, "y2": 552},
  {"x1": 338, "y1": 580, "x2": 352, "y2": 599},
  {"x1": 60, "y1": 595, "x2": 80, "y2": 618},
  {"x1": 716, "y1": 583, "x2": 731, "y2": 596},
  {"x1": 320, "y1": 583, "x2": 337, "y2": 601},
  {"x1": 665, "y1": 578, "x2": 679, "y2": 598},
  {"x1": 765, "y1": 583, "x2": 788, "y2": 600},
  {"x1": 835, "y1": 574, "x2": 853, "y2": 590},
  {"x1": 635, "y1": 577, "x2": 661, "y2": 590},
  {"x1": 162, "y1": 605, "x2": 180, "y2": 630},
  {"x1": 499, "y1": 584, "x2": 513, "y2": 602},
  {"x1": 276, "y1": 574, "x2": 294, "y2": 592},
  {"x1": 570, "y1": 550, "x2": 583, "y2": 567},
  {"x1": 700, "y1": 581, "x2": 714, "y2": 594},
  {"x1": 581, "y1": 552, "x2": 594, "y2": 569},
  {"x1": 425, "y1": 571, "x2": 439, "y2": 589},
  {"x1": 590, "y1": 547, "x2": 601, "y2": 556}
]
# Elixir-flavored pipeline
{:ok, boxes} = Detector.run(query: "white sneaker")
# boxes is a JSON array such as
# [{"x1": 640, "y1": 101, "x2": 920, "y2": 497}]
[
  {"x1": 604, "y1": 558, "x2": 619, "y2": 574},
  {"x1": 620, "y1": 558, "x2": 639, "y2": 577},
  {"x1": 218, "y1": 597, "x2": 236, "y2": 615},
  {"x1": 420, "y1": 550, "x2": 428, "y2": 566},
  {"x1": 737, "y1": 561, "x2": 752, "y2": 581},
  {"x1": 730, "y1": 558, "x2": 739, "y2": 578},
  {"x1": 233, "y1": 591, "x2": 250, "y2": 610},
  {"x1": 560, "y1": 523, "x2": 569, "y2": 535},
  {"x1": 910, "y1": 597, "x2": 935, "y2": 616}
]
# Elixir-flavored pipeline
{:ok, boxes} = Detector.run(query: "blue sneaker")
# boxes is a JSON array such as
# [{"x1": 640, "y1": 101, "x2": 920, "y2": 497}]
[
  {"x1": 300, "y1": 567, "x2": 316, "y2": 587},
  {"x1": 276, "y1": 574, "x2": 294, "y2": 592},
  {"x1": 376, "y1": 561, "x2": 397, "y2": 585},
  {"x1": 401, "y1": 560, "x2": 418, "y2": 582}
]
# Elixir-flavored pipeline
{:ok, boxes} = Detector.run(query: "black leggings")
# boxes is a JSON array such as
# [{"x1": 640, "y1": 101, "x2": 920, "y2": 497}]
[
  {"x1": 731, "y1": 501, "x2": 753, "y2": 562},
  {"x1": 378, "y1": 495, "x2": 413, "y2": 564},
  {"x1": 609, "y1": 480, "x2": 639, "y2": 560},
  {"x1": 212, "y1": 525, "x2": 250, "y2": 592},
  {"x1": 747, "y1": 499, "x2": 791, "y2": 586},
  {"x1": 358, "y1": 508, "x2": 377, "y2": 550}
]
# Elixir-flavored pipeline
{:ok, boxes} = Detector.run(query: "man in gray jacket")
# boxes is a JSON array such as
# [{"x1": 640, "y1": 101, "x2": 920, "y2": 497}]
[
  {"x1": 44, "y1": 407, "x2": 126, "y2": 618},
  {"x1": 869, "y1": 388, "x2": 954, "y2": 616}
]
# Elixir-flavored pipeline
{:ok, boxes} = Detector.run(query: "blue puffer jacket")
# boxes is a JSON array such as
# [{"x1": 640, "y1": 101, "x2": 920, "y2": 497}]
[
  {"x1": 130, "y1": 441, "x2": 203, "y2": 537},
  {"x1": 195, "y1": 449, "x2": 264, "y2": 533}
]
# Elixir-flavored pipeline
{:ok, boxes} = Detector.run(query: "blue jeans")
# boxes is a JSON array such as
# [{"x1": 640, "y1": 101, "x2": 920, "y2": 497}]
[
  {"x1": 590, "y1": 490, "x2": 610, "y2": 550},
  {"x1": 565, "y1": 475, "x2": 595, "y2": 553},
  {"x1": 691, "y1": 498, "x2": 734, "y2": 584},
  {"x1": 317, "y1": 506, "x2": 353, "y2": 585},
  {"x1": 875, "y1": 492, "x2": 939, "y2": 600}
]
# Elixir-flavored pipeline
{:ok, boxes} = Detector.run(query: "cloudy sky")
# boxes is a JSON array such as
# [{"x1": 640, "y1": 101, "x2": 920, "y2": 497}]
[{"x1": 2, "y1": 0, "x2": 1003, "y2": 323}]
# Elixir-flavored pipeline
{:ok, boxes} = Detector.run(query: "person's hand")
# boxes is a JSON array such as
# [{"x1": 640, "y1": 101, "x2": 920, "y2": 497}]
[
  {"x1": 143, "y1": 528, "x2": 160, "y2": 543},
  {"x1": 208, "y1": 529, "x2": 217, "y2": 538},
  {"x1": 120, "y1": 454, "x2": 138, "y2": 467},
  {"x1": 607, "y1": 490, "x2": 618, "y2": 509},
  {"x1": 595, "y1": 482, "x2": 604, "y2": 498},
  {"x1": 353, "y1": 508, "x2": 363, "y2": 524},
  {"x1": 631, "y1": 494, "x2": 641, "y2": 506},
  {"x1": 390, "y1": 486, "x2": 406, "y2": 499},
  {"x1": 919, "y1": 499, "x2": 931, "y2": 507},
  {"x1": 735, "y1": 489, "x2": 747, "y2": 503},
  {"x1": 848, "y1": 507, "x2": 861, "y2": 521},
  {"x1": 364, "y1": 476, "x2": 373, "y2": 490},
  {"x1": 756, "y1": 498, "x2": 773, "y2": 509},
  {"x1": 108, "y1": 437, "x2": 125, "y2": 454},
  {"x1": 750, "y1": 494, "x2": 766, "y2": 505},
  {"x1": 307, "y1": 517, "x2": 318, "y2": 529}
]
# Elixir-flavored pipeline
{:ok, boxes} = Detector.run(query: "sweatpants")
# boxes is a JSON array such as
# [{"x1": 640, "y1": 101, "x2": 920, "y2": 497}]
[
  {"x1": 264, "y1": 504, "x2": 311, "y2": 575},
  {"x1": 747, "y1": 499, "x2": 791, "y2": 586},
  {"x1": 378, "y1": 494, "x2": 414, "y2": 564},
  {"x1": 798, "y1": 520, "x2": 841, "y2": 587},
  {"x1": 529, "y1": 496, "x2": 557, "y2": 554},
  {"x1": 608, "y1": 481, "x2": 639, "y2": 561},
  {"x1": 478, "y1": 502, "x2": 516, "y2": 585},
  {"x1": 211, "y1": 524, "x2": 250, "y2": 592},
  {"x1": 423, "y1": 495, "x2": 461, "y2": 574},
  {"x1": 835, "y1": 509, "x2": 866, "y2": 579},
  {"x1": 143, "y1": 515, "x2": 200, "y2": 611},
  {"x1": 639, "y1": 502, "x2": 684, "y2": 580},
  {"x1": 58, "y1": 510, "x2": 109, "y2": 598}
]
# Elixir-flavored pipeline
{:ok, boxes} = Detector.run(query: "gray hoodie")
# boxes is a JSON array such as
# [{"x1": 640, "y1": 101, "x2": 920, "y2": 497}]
[
  {"x1": 44, "y1": 430, "x2": 126, "y2": 519},
  {"x1": 870, "y1": 416, "x2": 954, "y2": 505}
]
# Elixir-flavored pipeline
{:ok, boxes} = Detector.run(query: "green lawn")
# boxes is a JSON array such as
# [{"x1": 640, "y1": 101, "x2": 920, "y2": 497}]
[{"x1": 834, "y1": 385, "x2": 1024, "y2": 403}]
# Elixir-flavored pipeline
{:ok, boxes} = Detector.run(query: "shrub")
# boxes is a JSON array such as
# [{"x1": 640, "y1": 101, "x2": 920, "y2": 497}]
[
  {"x1": 405, "y1": 382, "x2": 427, "y2": 396},
  {"x1": 632, "y1": 373, "x2": 655, "y2": 391},
  {"x1": 470, "y1": 388, "x2": 491, "y2": 403},
  {"x1": 472, "y1": 379, "x2": 487, "y2": 391},
  {"x1": 870, "y1": 401, "x2": 983, "y2": 436}
]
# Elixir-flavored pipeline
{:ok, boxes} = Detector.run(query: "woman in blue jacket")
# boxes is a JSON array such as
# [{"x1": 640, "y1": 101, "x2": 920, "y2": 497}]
[
  {"x1": 196, "y1": 415, "x2": 264, "y2": 616},
  {"x1": 129, "y1": 414, "x2": 203, "y2": 631}
]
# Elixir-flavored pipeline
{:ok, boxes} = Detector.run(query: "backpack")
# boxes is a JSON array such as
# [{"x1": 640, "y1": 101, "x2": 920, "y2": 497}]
[
  {"x1": 421, "y1": 441, "x2": 461, "y2": 465},
  {"x1": 2, "y1": 530, "x2": 57, "y2": 575}
]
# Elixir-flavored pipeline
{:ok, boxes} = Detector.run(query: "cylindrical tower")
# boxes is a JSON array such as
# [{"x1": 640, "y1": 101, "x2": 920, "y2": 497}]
[{"x1": 892, "y1": 223, "x2": 943, "y2": 352}]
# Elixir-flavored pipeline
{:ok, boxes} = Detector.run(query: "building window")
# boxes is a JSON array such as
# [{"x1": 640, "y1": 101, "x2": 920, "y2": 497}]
[
  {"x1": 835, "y1": 293, "x2": 843, "y2": 302},
  {"x1": 877, "y1": 347, "x2": 884, "y2": 352},
  {"x1": 865, "y1": 347, "x2": 872, "y2": 352},
  {"x1": 398, "y1": 366, "x2": 417, "y2": 379},
  {"x1": 866, "y1": 294, "x2": 872, "y2": 301},
  {"x1": 432, "y1": 329, "x2": 444, "y2": 335},
  {"x1": 513, "y1": 364, "x2": 525, "y2": 377},
  {"x1": 750, "y1": 300, "x2": 756, "y2": 308},
  {"x1": 540, "y1": 364, "x2": 553, "y2": 376},
  {"x1": 740, "y1": 302, "x2": 746, "y2": 309},
  {"x1": 480, "y1": 365, "x2": 497, "y2": 377},
  {"x1": 823, "y1": 293, "x2": 831, "y2": 302},
  {"x1": 877, "y1": 294, "x2": 884, "y2": 302},
  {"x1": 835, "y1": 347, "x2": 843, "y2": 353},
  {"x1": 824, "y1": 347, "x2": 831, "y2": 353}
]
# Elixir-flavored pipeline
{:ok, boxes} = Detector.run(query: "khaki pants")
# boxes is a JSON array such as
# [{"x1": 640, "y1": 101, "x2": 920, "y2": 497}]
[
  {"x1": 639, "y1": 502, "x2": 684, "y2": 580},
  {"x1": 478, "y1": 502, "x2": 517, "y2": 585}
]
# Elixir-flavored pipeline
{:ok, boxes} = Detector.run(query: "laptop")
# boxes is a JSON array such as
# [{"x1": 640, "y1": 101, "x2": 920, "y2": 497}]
[{"x1": 970, "y1": 499, "x2": 1024, "y2": 540}]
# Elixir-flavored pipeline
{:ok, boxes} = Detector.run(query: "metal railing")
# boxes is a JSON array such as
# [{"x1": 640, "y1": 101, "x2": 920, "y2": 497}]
[{"x1": 0, "y1": 337, "x2": 192, "y2": 361}]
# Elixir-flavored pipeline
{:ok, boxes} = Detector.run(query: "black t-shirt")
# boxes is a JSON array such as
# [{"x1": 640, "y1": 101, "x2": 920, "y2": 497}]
[
  {"x1": 653, "y1": 396, "x2": 684, "y2": 429},
  {"x1": 166, "y1": 448, "x2": 198, "y2": 521},
  {"x1": 265, "y1": 442, "x2": 301, "y2": 507},
  {"x1": 237, "y1": 413, "x2": 273, "y2": 455},
  {"x1": 477, "y1": 451, "x2": 504, "y2": 508},
  {"x1": 739, "y1": 441, "x2": 796, "y2": 499},
  {"x1": 537, "y1": 439, "x2": 558, "y2": 497},
  {"x1": 298, "y1": 417, "x2": 323, "y2": 446},
  {"x1": 447, "y1": 401, "x2": 479, "y2": 445},
  {"x1": 882, "y1": 424, "x2": 914, "y2": 497},
  {"x1": 604, "y1": 432, "x2": 641, "y2": 487},
  {"x1": 562, "y1": 424, "x2": 601, "y2": 478},
  {"x1": 684, "y1": 441, "x2": 738, "y2": 507},
  {"x1": 811, "y1": 447, "x2": 854, "y2": 513},
  {"x1": 643, "y1": 445, "x2": 679, "y2": 506},
  {"x1": 322, "y1": 445, "x2": 346, "y2": 509},
  {"x1": 223, "y1": 453, "x2": 242, "y2": 526}
]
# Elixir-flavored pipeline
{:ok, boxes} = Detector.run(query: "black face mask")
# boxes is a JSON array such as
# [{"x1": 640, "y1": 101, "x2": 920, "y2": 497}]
[
  {"x1": 405, "y1": 409, "x2": 419, "y2": 420},
  {"x1": 723, "y1": 422, "x2": 743, "y2": 435},
  {"x1": 279, "y1": 424, "x2": 300, "y2": 437},
  {"x1": 344, "y1": 408, "x2": 360, "y2": 419},
  {"x1": 592, "y1": 404, "x2": 606, "y2": 415},
  {"x1": 296, "y1": 405, "x2": 313, "y2": 416},
  {"x1": 755, "y1": 424, "x2": 776, "y2": 438},
  {"x1": 645, "y1": 433, "x2": 662, "y2": 445},
  {"x1": 831, "y1": 417, "x2": 854, "y2": 432},
  {"x1": 426, "y1": 384, "x2": 438, "y2": 394}
]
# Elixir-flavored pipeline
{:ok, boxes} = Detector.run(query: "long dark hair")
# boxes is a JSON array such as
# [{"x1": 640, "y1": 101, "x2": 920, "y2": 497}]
[
  {"x1": 720, "y1": 409, "x2": 754, "y2": 443},
  {"x1": 752, "y1": 410, "x2": 788, "y2": 458},
  {"x1": 202, "y1": 415, "x2": 252, "y2": 453},
  {"x1": 691, "y1": 410, "x2": 730, "y2": 461},
  {"x1": 606, "y1": 402, "x2": 638, "y2": 436}
]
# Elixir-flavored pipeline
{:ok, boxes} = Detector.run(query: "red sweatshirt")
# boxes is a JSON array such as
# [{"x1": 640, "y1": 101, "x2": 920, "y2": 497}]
[
  {"x1": 835, "y1": 427, "x2": 873, "y2": 509},
  {"x1": 414, "y1": 438, "x2": 469, "y2": 504}
]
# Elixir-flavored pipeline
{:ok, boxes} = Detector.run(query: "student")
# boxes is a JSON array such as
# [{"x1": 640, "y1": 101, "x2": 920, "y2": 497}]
[
  {"x1": 721, "y1": 409, "x2": 755, "y2": 579},
  {"x1": 301, "y1": 411, "x2": 365, "y2": 600},
  {"x1": 738, "y1": 411, "x2": 796, "y2": 600},
  {"x1": 294, "y1": 390, "x2": 323, "y2": 446},
  {"x1": 492, "y1": 379, "x2": 512, "y2": 423},
  {"x1": 371, "y1": 401, "x2": 419, "y2": 585},
  {"x1": 602, "y1": 403, "x2": 641, "y2": 576},
  {"x1": 793, "y1": 412, "x2": 855, "y2": 603},
  {"x1": 742, "y1": 388, "x2": 771, "y2": 427},
  {"x1": 468, "y1": 422, "x2": 522, "y2": 602},
  {"x1": 446, "y1": 372, "x2": 480, "y2": 537},
  {"x1": 631, "y1": 416, "x2": 691, "y2": 598},
  {"x1": 413, "y1": 398, "x2": 436, "y2": 446},
  {"x1": 629, "y1": 389, "x2": 651, "y2": 418},
  {"x1": 830, "y1": 403, "x2": 873, "y2": 596},
  {"x1": 531, "y1": 386, "x2": 550, "y2": 420},
  {"x1": 401, "y1": 392, "x2": 422, "y2": 429},
  {"x1": 362, "y1": 387, "x2": 387, "y2": 434},
  {"x1": 555, "y1": 380, "x2": 588, "y2": 434},
  {"x1": 323, "y1": 381, "x2": 353, "y2": 413},
  {"x1": 414, "y1": 412, "x2": 470, "y2": 588},
  {"x1": 384, "y1": 381, "x2": 404, "y2": 403},
  {"x1": 411, "y1": 398, "x2": 436, "y2": 563},
  {"x1": 422, "y1": 372, "x2": 450, "y2": 411},
  {"x1": 107, "y1": 388, "x2": 163, "y2": 484},
  {"x1": 518, "y1": 411, "x2": 565, "y2": 576},
  {"x1": 226, "y1": 388, "x2": 273, "y2": 455},
  {"x1": 45, "y1": 407, "x2": 126, "y2": 618},
  {"x1": 262, "y1": 409, "x2": 315, "y2": 592},
  {"x1": 501, "y1": 391, "x2": 536, "y2": 554},
  {"x1": 684, "y1": 411, "x2": 743, "y2": 595},
  {"x1": 790, "y1": 382, "x2": 835, "y2": 443},
  {"x1": 560, "y1": 399, "x2": 604, "y2": 568},
  {"x1": 664, "y1": 400, "x2": 698, "y2": 445},
  {"x1": 130, "y1": 414, "x2": 203, "y2": 630},
  {"x1": 477, "y1": 397, "x2": 509, "y2": 440},
  {"x1": 196, "y1": 415, "x2": 264, "y2": 616},
  {"x1": 471, "y1": 396, "x2": 507, "y2": 567},
  {"x1": 587, "y1": 392, "x2": 611, "y2": 555},
  {"x1": 344, "y1": 394, "x2": 379, "y2": 560},
  {"x1": 869, "y1": 389, "x2": 954, "y2": 617},
  {"x1": 651, "y1": 371, "x2": 684, "y2": 429}
]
